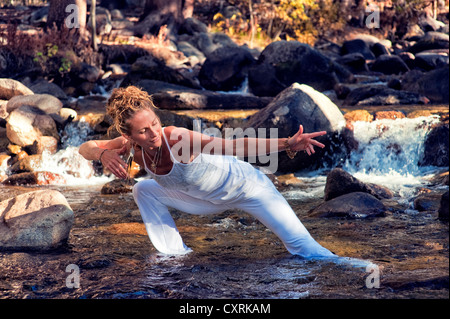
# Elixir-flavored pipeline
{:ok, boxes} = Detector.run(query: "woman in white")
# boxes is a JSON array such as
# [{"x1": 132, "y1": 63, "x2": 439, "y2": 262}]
[{"x1": 79, "y1": 86, "x2": 335, "y2": 258}]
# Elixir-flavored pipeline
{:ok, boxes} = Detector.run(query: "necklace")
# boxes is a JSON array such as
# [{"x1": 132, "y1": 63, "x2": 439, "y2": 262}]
[{"x1": 146, "y1": 145, "x2": 162, "y2": 172}]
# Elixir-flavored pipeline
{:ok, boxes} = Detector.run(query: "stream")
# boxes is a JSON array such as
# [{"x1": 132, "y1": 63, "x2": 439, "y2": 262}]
[{"x1": 0, "y1": 112, "x2": 448, "y2": 300}]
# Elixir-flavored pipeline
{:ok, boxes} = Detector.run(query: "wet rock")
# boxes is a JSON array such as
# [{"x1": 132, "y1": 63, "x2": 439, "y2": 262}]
[
  {"x1": 324, "y1": 168, "x2": 393, "y2": 201},
  {"x1": 0, "y1": 100, "x2": 7, "y2": 119},
  {"x1": 177, "y1": 41, "x2": 206, "y2": 66},
  {"x1": 198, "y1": 46, "x2": 256, "y2": 91},
  {"x1": 438, "y1": 191, "x2": 449, "y2": 222},
  {"x1": 430, "y1": 171, "x2": 449, "y2": 186},
  {"x1": 399, "y1": 52, "x2": 416, "y2": 69},
  {"x1": 414, "y1": 51, "x2": 449, "y2": 71},
  {"x1": 29, "y1": 80, "x2": 68, "y2": 104},
  {"x1": 101, "y1": 178, "x2": 137, "y2": 194},
  {"x1": 418, "y1": 67, "x2": 449, "y2": 104},
  {"x1": 6, "y1": 94, "x2": 63, "y2": 115},
  {"x1": 343, "y1": 85, "x2": 427, "y2": 106},
  {"x1": 188, "y1": 32, "x2": 238, "y2": 58},
  {"x1": 371, "y1": 42, "x2": 391, "y2": 58},
  {"x1": 370, "y1": 54, "x2": 410, "y2": 75},
  {"x1": 401, "y1": 67, "x2": 449, "y2": 103},
  {"x1": 308, "y1": 192, "x2": 386, "y2": 219},
  {"x1": 335, "y1": 53, "x2": 369, "y2": 73},
  {"x1": 0, "y1": 190, "x2": 74, "y2": 251},
  {"x1": 6, "y1": 105, "x2": 59, "y2": 147},
  {"x1": 78, "y1": 63, "x2": 102, "y2": 83},
  {"x1": 0, "y1": 78, "x2": 34, "y2": 100},
  {"x1": 179, "y1": 17, "x2": 209, "y2": 36},
  {"x1": 28, "y1": 136, "x2": 58, "y2": 155},
  {"x1": 2, "y1": 171, "x2": 66, "y2": 186},
  {"x1": 134, "y1": 79, "x2": 271, "y2": 110},
  {"x1": 344, "y1": 109, "x2": 373, "y2": 123},
  {"x1": 9, "y1": 154, "x2": 42, "y2": 173},
  {"x1": 122, "y1": 54, "x2": 200, "y2": 90},
  {"x1": 413, "y1": 192, "x2": 444, "y2": 212},
  {"x1": 408, "y1": 32, "x2": 449, "y2": 54},
  {"x1": 419, "y1": 122, "x2": 449, "y2": 167},
  {"x1": 419, "y1": 15, "x2": 447, "y2": 32},
  {"x1": 248, "y1": 40, "x2": 354, "y2": 97},
  {"x1": 244, "y1": 83, "x2": 346, "y2": 171},
  {"x1": 340, "y1": 39, "x2": 375, "y2": 60},
  {"x1": 374, "y1": 111, "x2": 406, "y2": 120}
]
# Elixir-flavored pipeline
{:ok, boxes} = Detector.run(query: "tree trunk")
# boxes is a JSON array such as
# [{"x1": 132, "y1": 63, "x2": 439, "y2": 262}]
[
  {"x1": 90, "y1": 0, "x2": 98, "y2": 51},
  {"x1": 47, "y1": 0, "x2": 87, "y2": 33}
]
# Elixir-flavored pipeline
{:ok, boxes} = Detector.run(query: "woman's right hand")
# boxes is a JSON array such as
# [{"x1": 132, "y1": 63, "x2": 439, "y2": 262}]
[{"x1": 99, "y1": 148, "x2": 128, "y2": 179}]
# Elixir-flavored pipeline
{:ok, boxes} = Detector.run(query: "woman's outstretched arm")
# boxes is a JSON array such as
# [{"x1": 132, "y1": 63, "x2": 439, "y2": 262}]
[{"x1": 165, "y1": 125, "x2": 327, "y2": 159}]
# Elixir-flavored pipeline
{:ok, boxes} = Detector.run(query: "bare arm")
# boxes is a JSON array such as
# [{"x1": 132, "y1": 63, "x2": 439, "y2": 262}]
[{"x1": 165, "y1": 125, "x2": 326, "y2": 159}]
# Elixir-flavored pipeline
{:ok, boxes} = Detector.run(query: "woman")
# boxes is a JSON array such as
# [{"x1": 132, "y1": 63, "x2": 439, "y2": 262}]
[{"x1": 79, "y1": 86, "x2": 335, "y2": 258}]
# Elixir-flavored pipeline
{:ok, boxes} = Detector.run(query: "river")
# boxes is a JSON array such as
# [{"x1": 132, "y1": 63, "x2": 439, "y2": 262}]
[{"x1": 0, "y1": 111, "x2": 448, "y2": 300}]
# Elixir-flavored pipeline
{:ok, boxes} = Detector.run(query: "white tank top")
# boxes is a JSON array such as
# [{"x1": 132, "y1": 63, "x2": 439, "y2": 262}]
[{"x1": 141, "y1": 127, "x2": 273, "y2": 204}]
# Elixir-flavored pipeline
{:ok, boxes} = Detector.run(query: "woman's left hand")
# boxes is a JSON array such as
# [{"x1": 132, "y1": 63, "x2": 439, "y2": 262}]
[{"x1": 288, "y1": 125, "x2": 327, "y2": 156}]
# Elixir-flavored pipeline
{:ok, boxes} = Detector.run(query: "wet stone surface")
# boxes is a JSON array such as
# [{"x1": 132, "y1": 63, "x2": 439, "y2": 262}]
[{"x1": 0, "y1": 184, "x2": 448, "y2": 299}]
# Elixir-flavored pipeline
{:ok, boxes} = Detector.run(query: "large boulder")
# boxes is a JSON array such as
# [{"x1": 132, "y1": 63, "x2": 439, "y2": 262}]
[
  {"x1": 0, "y1": 190, "x2": 74, "y2": 251},
  {"x1": 0, "y1": 78, "x2": 34, "y2": 100},
  {"x1": 6, "y1": 94, "x2": 63, "y2": 115},
  {"x1": 244, "y1": 83, "x2": 346, "y2": 172},
  {"x1": 6, "y1": 105, "x2": 59, "y2": 147},
  {"x1": 198, "y1": 46, "x2": 256, "y2": 91},
  {"x1": 248, "y1": 40, "x2": 354, "y2": 97}
]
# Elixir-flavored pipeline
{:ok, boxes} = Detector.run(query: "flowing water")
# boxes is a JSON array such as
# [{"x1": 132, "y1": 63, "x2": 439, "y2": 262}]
[{"x1": 0, "y1": 112, "x2": 448, "y2": 300}]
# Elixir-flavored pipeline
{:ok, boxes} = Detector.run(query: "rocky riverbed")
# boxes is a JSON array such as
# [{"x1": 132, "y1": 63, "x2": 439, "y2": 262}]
[{"x1": 0, "y1": 171, "x2": 448, "y2": 299}]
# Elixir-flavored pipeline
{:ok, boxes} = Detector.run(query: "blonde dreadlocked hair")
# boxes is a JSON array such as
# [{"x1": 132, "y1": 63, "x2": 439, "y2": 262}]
[{"x1": 106, "y1": 86, "x2": 158, "y2": 135}]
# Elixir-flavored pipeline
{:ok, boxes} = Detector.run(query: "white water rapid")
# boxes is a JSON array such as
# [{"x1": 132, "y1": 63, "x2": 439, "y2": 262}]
[{"x1": 284, "y1": 115, "x2": 446, "y2": 208}]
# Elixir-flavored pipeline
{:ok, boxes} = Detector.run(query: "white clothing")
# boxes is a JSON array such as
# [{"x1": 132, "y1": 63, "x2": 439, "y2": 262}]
[{"x1": 132, "y1": 128, "x2": 335, "y2": 258}]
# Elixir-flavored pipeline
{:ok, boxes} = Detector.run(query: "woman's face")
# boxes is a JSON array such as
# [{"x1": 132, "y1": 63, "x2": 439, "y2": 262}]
[{"x1": 124, "y1": 109, "x2": 162, "y2": 150}]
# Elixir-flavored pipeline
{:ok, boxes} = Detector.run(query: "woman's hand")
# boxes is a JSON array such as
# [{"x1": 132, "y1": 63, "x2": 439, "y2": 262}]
[
  {"x1": 288, "y1": 125, "x2": 327, "y2": 156},
  {"x1": 100, "y1": 148, "x2": 129, "y2": 179}
]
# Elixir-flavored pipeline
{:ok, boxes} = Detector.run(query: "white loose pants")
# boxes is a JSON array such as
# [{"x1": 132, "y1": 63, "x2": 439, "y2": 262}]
[{"x1": 132, "y1": 179, "x2": 335, "y2": 258}]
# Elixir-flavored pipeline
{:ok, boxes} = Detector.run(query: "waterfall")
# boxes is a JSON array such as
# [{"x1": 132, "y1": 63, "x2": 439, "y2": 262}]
[
  {"x1": 340, "y1": 115, "x2": 442, "y2": 197},
  {"x1": 284, "y1": 115, "x2": 445, "y2": 202},
  {"x1": 37, "y1": 118, "x2": 112, "y2": 186}
]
